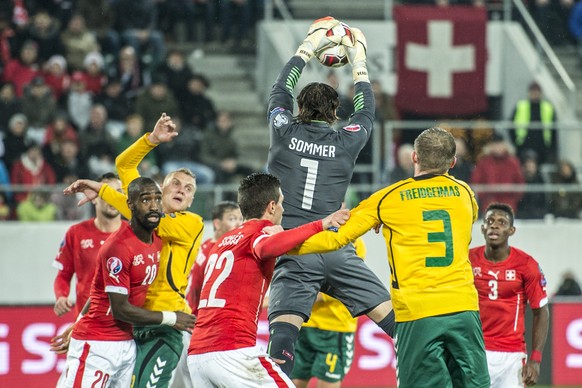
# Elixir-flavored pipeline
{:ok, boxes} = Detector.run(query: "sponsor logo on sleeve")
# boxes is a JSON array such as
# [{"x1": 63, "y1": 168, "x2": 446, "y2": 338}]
[
  {"x1": 107, "y1": 257, "x2": 123, "y2": 282},
  {"x1": 343, "y1": 124, "x2": 361, "y2": 132}
]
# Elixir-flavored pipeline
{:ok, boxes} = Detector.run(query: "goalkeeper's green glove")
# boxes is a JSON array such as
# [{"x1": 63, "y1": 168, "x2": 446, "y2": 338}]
[
  {"x1": 295, "y1": 16, "x2": 338, "y2": 63},
  {"x1": 346, "y1": 28, "x2": 369, "y2": 83}
]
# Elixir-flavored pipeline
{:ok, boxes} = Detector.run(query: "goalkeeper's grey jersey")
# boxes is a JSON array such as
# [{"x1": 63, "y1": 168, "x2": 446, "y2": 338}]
[{"x1": 267, "y1": 56, "x2": 375, "y2": 229}]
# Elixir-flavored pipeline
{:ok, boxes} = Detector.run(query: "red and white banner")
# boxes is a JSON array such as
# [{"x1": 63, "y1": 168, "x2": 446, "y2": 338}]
[
  {"x1": 0, "y1": 306, "x2": 396, "y2": 387},
  {"x1": 551, "y1": 301, "x2": 582, "y2": 385},
  {"x1": 394, "y1": 5, "x2": 488, "y2": 116}
]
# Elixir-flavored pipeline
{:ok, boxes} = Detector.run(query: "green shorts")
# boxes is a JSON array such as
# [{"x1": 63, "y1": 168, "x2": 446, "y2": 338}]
[
  {"x1": 395, "y1": 311, "x2": 490, "y2": 388},
  {"x1": 132, "y1": 325, "x2": 183, "y2": 388},
  {"x1": 291, "y1": 327, "x2": 355, "y2": 383}
]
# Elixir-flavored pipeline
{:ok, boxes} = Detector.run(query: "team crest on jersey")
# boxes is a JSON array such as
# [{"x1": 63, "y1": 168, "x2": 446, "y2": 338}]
[
  {"x1": 343, "y1": 124, "x2": 361, "y2": 132},
  {"x1": 80, "y1": 239, "x2": 94, "y2": 249},
  {"x1": 107, "y1": 257, "x2": 123, "y2": 282},
  {"x1": 505, "y1": 269, "x2": 516, "y2": 281},
  {"x1": 473, "y1": 267, "x2": 482, "y2": 277},
  {"x1": 273, "y1": 112, "x2": 289, "y2": 128}
]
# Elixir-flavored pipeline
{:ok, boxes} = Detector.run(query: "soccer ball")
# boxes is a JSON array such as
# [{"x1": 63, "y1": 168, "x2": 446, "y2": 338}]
[
  {"x1": 317, "y1": 45, "x2": 349, "y2": 68},
  {"x1": 316, "y1": 22, "x2": 355, "y2": 68}
]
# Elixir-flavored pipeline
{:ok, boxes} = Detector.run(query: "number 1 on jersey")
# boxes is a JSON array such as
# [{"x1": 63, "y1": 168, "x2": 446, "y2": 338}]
[{"x1": 300, "y1": 158, "x2": 319, "y2": 210}]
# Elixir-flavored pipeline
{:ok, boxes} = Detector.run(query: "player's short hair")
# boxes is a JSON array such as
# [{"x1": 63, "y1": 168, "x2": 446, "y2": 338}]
[
  {"x1": 414, "y1": 127, "x2": 456, "y2": 174},
  {"x1": 163, "y1": 168, "x2": 196, "y2": 186},
  {"x1": 98, "y1": 172, "x2": 119, "y2": 182},
  {"x1": 127, "y1": 177, "x2": 160, "y2": 203},
  {"x1": 238, "y1": 173, "x2": 281, "y2": 220},
  {"x1": 212, "y1": 201, "x2": 239, "y2": 220},
  {"x1": 296, "y1": 82, "x2": 340, "y2": 125},
  {"x1": 485, "y1": 202, "x2": 515, "y2": 226}
]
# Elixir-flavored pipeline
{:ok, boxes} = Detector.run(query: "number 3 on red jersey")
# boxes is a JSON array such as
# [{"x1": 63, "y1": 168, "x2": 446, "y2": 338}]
[{"x1": 198, "y1": 250, "x2": 235, "y2": 308}]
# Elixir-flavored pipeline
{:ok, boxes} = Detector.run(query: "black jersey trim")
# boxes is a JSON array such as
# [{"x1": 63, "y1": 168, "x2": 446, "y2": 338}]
[{"x1": 184, "y1": 227, "x2": 203, "y2": 273}]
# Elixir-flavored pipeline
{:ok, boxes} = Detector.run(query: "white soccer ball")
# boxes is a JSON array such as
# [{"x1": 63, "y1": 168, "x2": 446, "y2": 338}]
[
  {"x1": 317, "y1": 45, "x2": 349, "y2": 68},
  {"x1": 315, "y1": 21, "x2": 355, "y2": 68}
]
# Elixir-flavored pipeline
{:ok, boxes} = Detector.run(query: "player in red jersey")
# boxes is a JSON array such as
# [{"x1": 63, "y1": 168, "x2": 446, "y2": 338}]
[
  {"x1": 186, "y1": 200, "x2": 243, "y2": 315},
  {"x1": 63, "y1": 177, "x2": 196, "y2": 388},
  {"x1": 52, "y1": 173, "x2": 124, "y2": 318},
  {"x1": 469, "y1": 203, "x2": 549, "y2": 388},
  {"x1": 187, "y1": 172, "x2": 349, "y2": 387}
]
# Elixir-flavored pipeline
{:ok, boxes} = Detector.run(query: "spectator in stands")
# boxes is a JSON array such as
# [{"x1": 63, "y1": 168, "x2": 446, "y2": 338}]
[
  {"x1": 42, "y1": 113, "x2": 79, "y2": 166},
  {"x1": 114, "y1": 0, "x2": 166, "y2": 71},
  {"x1": 75, "y1": 0, "x2": 120, "y2": 67},
  {"x1": 16, "y1": 190, "x2": 57, "y2": 221},
  {"x1": 66, "y1": 71, "x2": 93, "y2": 132},
  {"x1": 191, "y1": 0, "x2": 219, "y2": 45},
  {"x1": 531, "y1": 0, "x2": 573, "y2": 47},
  {"x1": 179, "y1": 73, "x2": 216, "y2": 131},
  {"x1": 219, "y1": 0, "x2": 255, "y2": 50},
  {"x1": 95, "y1": 77, "x2": 132, "y2": 134},
  {"x1": 10, "y1": 141, "x2": 57, "y2": 203},
  {"x1": 60, "y1": 14, "x2": 100, "y2": 72},
  {"x1": 471, "y1": 133, "x2": 525, "y2": 217},
  {"x1": 80, "y1": 51, "x2": 107, "y2": 96},
  {"x1": 371, "y1": 79, "x2": 399, "y2": 129},
  {"x1": 19, "y1": 10, "x2": 64, "y2": 63},
  {"x1": 79, "y1": 104, "x2": 117, "y2": 172},
  {"x1": 50, "y1": 138, "x2": 88, "y2": 184},
  {"x1": 200, "y1": 110, "x2": 255, "y2": 184},
  {"x1": 569, "y1": 0, "x2": 582, "y2": 60},
  {"x1": 134, "y1": 73, "x2": 180, "y2": 132},
  {"x1": 154, "y1": 48, "x2": 194, "y2": 103},
  {"x1": 517, "y1": 149, "x2": 548, "y2": 219},
  {"x1": 549, "y1": 159, "x2": 582, "y2": 219},
  {"x1": 510, "y1": 82, "x2": 558, "y2": 165},
  {"x1": 0, "y1": 156, "x2": 10, "y2": 206},
  {"x1": 20, "y1": 76, "x2": 56, "y2": 144},
  {"x1": 0, "y1": 82, "x2": 21, "y2": 134},
  {"x1": 0, "y1": 3, "x2": 17, "y2": 71},
  {"x1": 386, "y1": 143, "x2": 414, "y2": 184},
  {"x1": 2, "y1": 113, "x2": 29, "y2": 170},
  {"x1": 156, "y1": 0, "x2": 197, "y2": 43},
  {"x1": 109, "y1": 45, "x2": 146, "y2": 101},
  {"x1": 42, "y1": 55, "x2": 69, "y2": 104},
  {"x1": 117, "y1": 114, "x2": 159, "y2": 177},
  {"x1": 449, "y1": 136, "x2": 474, "y2": 183},
  {"x1": 155, "y1": 115, "x2": 215, "y2": 184},
  {"x1": 1, "y1": 40, "x2": 40, "y2": 97},
  {"x1": 555, "y1": 271, "x2": 582, "y2": 296}
]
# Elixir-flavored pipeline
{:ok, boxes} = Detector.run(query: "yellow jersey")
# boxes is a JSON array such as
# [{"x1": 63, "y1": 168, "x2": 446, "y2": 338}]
[
  {"x1": 99, "y1": 134, "x2": 204, "y2": 313},
  {"x1": 303, "y1": 237, "x2": 366, "y2": 333},
  {"x1": 294, "y1": 173, "x2": 479, "y2": 322}
]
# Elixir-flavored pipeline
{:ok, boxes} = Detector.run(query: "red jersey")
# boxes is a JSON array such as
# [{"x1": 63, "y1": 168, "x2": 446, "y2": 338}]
[
  {"x1": 73, "y1": 223, "x2": 162, "y2": 341},
  {"x1": 189, "y1": 219, "x2": 323, "y2": 355},
  {"x1": 186, "y1": 238, "x2": 215, "y2": 315},
  {"x1": 53, "y1": 219, "x2": 123, "y2": 316},
  {"x1": 469, "y1": 246, "x2": 548, "y2": 352}
]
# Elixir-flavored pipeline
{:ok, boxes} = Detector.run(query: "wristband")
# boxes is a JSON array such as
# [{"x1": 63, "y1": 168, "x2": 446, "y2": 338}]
[
  {"x1": 161, "y1": 311, "x2": 177, "y2": 326},
  {"x1": 530, "y1": 350, "x2": 542, "y2": 363}
]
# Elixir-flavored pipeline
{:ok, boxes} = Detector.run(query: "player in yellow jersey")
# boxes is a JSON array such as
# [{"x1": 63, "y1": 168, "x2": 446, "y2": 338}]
[
  {"x1": 293, "y1": 127, "x2": 490, "y2": 387},
  {"x1": 65, "y1": 113, "x2": 203, "y2": 388},
  {"x1": 291, "y1": 237, "x2": 366, "y2": 387}
]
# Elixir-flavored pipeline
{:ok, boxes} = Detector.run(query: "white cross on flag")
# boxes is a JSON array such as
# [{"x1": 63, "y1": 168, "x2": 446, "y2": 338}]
[{"x1": 394, "y1": 6, "x2": 488, "y2": 116}]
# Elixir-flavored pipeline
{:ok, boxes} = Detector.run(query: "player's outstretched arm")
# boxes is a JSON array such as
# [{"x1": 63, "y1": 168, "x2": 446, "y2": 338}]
[
  {"x1": 346, "y1": 27, "x2": 369, "y2": 83},
  {"x1": 108, "y1": 293, "x2": 196, "y2": 332},
  {"x1": 63, "y1": 179, "x2": 104, "y2": 206},
  {"x1": 147, "y1": 112, "x2": 178, "y2": 145}
]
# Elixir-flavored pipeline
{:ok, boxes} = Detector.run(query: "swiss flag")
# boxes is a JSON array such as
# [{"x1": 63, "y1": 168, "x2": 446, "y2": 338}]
[{"x1": 394, "y1": 6, "x2": 488, "y2": 116}]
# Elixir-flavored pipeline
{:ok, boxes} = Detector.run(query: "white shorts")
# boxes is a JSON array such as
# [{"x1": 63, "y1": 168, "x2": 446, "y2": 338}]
[
  {"x1": 187, "y1": 345, "x2": 294, "y2": 387},
  {"x1": 486, "y1": 350, "x2": 526, "y2": 388},
  {"x1": 63, "y1": 338, "x2": 136, "y2": 388},
  {"x1": 169, "y1": 330, "x2": 193, "y2": 388}
]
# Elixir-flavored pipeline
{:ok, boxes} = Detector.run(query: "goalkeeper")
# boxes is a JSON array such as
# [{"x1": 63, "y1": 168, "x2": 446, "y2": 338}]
[{"x1": 266, "y1": 17, "x2": 395, "y2": 376}]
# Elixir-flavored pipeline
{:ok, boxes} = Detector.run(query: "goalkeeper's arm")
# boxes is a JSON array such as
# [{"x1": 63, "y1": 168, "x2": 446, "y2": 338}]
[{"x1": 346, "y1": 28, "x2": 369, "y2": 83}]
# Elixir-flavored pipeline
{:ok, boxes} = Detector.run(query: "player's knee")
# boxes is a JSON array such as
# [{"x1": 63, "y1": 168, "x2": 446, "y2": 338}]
[{"x1": 267, "y1": 322, "x2": 300, "y2": 376}]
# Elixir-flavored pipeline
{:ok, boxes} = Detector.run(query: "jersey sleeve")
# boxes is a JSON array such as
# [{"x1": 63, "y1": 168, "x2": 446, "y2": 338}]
[
  {"x1": 99, "y1": 184, "x2": 131, "y2": 220},
  {"x1": 156, "y1": 211, "x2": 204, "y2": 244},
  {"x1": 52, "y1": 229, "x2": 75, "y2": 299},
  {"x1": 292, "y1": 197, "x2": 379, "y2": 254},
  {"x1": 340, "y1": 81, "x2": 375, "y2": 157},
  {"x1": 253, "y1": 220, "x2": 323, "y2": 260},
  {"x1": 267, "y1": 56, "x2": 304, "y2": 136},
  {"x1": 115, "y1": 133, "x2": 157, "y2": 193},
  {"x1": 523, "y1": 257, "x2": 549, "y2": 309},
  {"x1": 102, "y1": 244, "x2": 131, "y2": 295}
]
